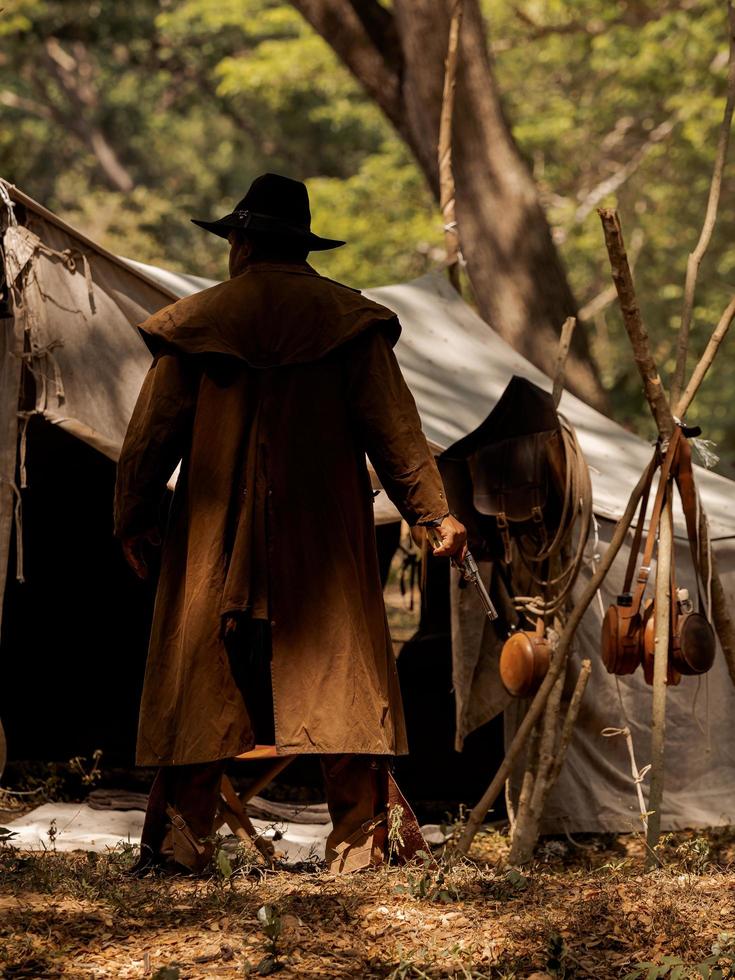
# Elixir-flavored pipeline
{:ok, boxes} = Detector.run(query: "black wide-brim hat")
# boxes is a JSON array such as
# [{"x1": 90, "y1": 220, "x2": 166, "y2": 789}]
[{"x1": 191, "y1": 172, "x2": 345, "y2": 251}]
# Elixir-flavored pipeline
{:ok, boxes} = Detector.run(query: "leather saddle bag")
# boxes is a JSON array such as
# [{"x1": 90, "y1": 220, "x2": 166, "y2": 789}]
[
  {"x1": 499, "y1": 618, "x2": 551, "y2": 698},
  {"x1": 438, "y1": 377, "x2": 564, "y2": 563}
]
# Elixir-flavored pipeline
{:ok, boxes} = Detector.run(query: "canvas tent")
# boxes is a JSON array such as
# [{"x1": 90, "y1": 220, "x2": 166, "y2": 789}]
[{"x1": 2, "y1": 179, "x2": 734, "y2": 833}]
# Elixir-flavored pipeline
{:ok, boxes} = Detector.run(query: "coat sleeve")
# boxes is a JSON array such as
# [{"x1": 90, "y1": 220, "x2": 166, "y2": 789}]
[
  {"x1": 347, "y1": 325, "x2": 448, "y2": 526},
  {"x1": 114, "y1": 349, "x2": 198, "y2": 538}
]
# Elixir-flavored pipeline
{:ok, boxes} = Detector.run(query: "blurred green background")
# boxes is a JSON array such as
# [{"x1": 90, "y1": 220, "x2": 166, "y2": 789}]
[{"x1": 2, "y1": 0, "x2": 735, "y2": 466}]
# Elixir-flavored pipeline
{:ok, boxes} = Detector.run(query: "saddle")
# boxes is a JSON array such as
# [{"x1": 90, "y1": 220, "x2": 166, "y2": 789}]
[{"x1": 439, "y1": 377, "x2": 564, "y2": 563}]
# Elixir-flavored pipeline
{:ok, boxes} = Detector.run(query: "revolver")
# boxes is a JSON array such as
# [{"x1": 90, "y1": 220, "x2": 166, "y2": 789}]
[{"x1": 427, "y1": 528, "x2": 498, "y2": 621}]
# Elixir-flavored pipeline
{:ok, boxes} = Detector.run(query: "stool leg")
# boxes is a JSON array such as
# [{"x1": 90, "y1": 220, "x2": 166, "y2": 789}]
[{"x1": 219, "y1": 775, "x2": 275, "y2": 863}]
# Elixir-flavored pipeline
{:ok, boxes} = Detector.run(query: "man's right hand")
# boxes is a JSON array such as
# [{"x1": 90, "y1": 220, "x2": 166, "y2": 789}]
[
  {"x1": 121, "y1": 528, "x2": 162, "y2": 580},
  {"x1": 430, "y1": 515, "x2": 468, "y2": 561}
]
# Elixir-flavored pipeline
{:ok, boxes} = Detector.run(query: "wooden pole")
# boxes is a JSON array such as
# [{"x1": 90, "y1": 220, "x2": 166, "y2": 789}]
[
  {"x1": 671, "y1": 2, "x2": 735, "y2": 405},
  {"x1": 598, "y1": 210, "x2": 735, "y2": 688},
  {"x1": 597, "y1": 208, "x2": 735, "y2": 867},
  {"x1": 549, "y1": 659, "x2": 592, "y2": 787},
  {"x1": 710, "y1": 550, "x2": 735, "y2": 686},
  {"x1": 597, "y1": 208, "x2": 674, "y2": 439},
  {"x1": 454, "y1": 463, "x2": 650, "y2": 856},
  {"x1": 645, "y1": 496, "x2": 673, "y2": 867},
  {"x1": 675, "y1": 294, "x2": 735, "y2": 419},
  {"x1": 438, "y1": 0, "x2": 464, "y2": 293},
  {"x1": 552, "y1": 316, "x2": 576, "y2": 407},
  {"x1": 508, "y1": 658, "x2": 566, "y2": 865}
]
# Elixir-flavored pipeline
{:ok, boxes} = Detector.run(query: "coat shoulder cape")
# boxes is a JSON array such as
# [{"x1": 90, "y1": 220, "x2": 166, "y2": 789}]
[{"x1": 138, "y1": 263, "x2": 400, "y2": 367}]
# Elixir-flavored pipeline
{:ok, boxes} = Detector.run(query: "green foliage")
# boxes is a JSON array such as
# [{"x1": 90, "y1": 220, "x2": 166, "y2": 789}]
[
  {"x1": 485, "y1": 0, "x2": 735, "y2": 459},
  {"x1": 623, "y1": 931, "x2": 735, "y2": 978},
  {"x1": 393, "y1": 849, "x2": 458, "y2": 903},
  {"x1": 255, "y1": 904, "x2": 283, "y2": 975},
  {"x1": 0, "y1": 0, "x2": 442, "y2": 287},
  {"x1": 3, "y1": 1, "x2": 735, "y2": 457}
]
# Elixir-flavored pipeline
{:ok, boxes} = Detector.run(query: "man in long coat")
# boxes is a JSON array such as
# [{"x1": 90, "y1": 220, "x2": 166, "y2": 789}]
[{"x1": 115, "y1": 173, "x2": 466, "y2": 873}]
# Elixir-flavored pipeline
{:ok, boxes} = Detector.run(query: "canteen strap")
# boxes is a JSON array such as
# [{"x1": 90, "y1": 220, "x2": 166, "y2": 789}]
[
  {"x1": 673, "y1": 435, "x2": 709, "y2": 613},
  {"x1": 627, "y1": 428, "x2": 682, "y2": 619},
  {"x1": 622, "y1": 450, "x2": 658, "y2": 594}
]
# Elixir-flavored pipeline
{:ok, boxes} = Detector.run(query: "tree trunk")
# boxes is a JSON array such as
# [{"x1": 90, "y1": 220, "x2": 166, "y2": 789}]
[{"x1": 291, "y1": 0, "x2": 605, "y2": 409}]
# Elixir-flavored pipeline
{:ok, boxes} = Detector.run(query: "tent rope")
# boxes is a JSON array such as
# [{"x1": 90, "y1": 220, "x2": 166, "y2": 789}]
[
  {"x1": 1, "y1": 478, "x2": 25, "y2": 583},
  {"x1": 32, "y1": 241, "x2": 96, "y2": 314},
  {"x1": 12, "y1": 339, "x2": 66, "y2": 409},
  {"x1": 17, "y1": 412, "x2": 32, "y2": 489},
  {"x1": 602, "y1": 722, "x2": 651, "y2": 833},
  {"x1": 585, "y1": 530, "x2": 651, "y2": 832},
  {"x1": 0, "y1": 182, "x2": 17, "y2": 227}
]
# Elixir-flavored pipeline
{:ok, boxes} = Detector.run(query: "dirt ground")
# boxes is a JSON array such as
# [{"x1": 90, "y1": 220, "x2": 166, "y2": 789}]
[
  {"x1": 3, "y1": 555, "x2": 733, "y2": 978},
  {"x1": 2, "y1": 827, "x2": 735, "y2": 979}
]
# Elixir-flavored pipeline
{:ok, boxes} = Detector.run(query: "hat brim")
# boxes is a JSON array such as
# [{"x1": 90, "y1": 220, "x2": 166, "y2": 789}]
[{"x1": 191, "y1": 216, "x2": 345, "y2": 251}]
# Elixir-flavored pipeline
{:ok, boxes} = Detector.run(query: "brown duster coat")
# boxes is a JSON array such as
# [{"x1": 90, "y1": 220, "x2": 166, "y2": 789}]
[{"x1": 115, "y1": 262, "x2": 447, "y2": 766}]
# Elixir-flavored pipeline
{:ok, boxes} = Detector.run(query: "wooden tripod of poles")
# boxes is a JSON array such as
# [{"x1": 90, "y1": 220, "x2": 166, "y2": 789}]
[{"x1": 455, "y1": 4, "x2": 735, "y2": 861}]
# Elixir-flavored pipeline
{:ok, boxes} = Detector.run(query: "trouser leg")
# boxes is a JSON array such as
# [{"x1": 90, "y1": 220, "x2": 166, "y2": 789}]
[
  {"x1": 320, "y1": 755, "x2": 430, "y2": 873},
  {"x1": 136, "y1": 760, "x2": 226, "y2": 874},
  {"x1": 320, "y1": 754, "x2": 388, "y2": 873}
]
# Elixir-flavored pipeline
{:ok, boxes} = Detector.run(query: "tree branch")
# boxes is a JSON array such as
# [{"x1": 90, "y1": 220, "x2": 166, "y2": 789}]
[
  {"x1": 0, "y1": 90, "x2": 54, "y2": 122},
  {"x1": 40, "y1": 37, "x2": 134, "y2": 193},
  {"x1": 675, "y1": 294, "x2": 735, "y2": 418},
  {"x1": 572, "y1": 116, "x2": 677, "y2": 228},
  {"x1": 290, "y1": 0, "x2": 405, "y2": 135},
  {"x1": 549, "y1": 659, "x2": 592, "y2": 786},
  {"x1": 671, "y1": 3, "x2": 735, "y2": 405}
]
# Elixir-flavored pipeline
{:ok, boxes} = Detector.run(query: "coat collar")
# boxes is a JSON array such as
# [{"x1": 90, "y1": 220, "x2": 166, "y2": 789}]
[{"x1": 138, "y1": 264, "x2": 399, "y2": 367}]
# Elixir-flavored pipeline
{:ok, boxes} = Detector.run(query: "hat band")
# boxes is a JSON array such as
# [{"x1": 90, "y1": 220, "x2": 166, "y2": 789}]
[{"x1": 230, "y1": 209, "x2": 310, "y2": 236}]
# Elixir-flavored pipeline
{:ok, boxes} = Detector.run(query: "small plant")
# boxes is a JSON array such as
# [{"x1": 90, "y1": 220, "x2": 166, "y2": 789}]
[
  {"x1": 388, "y1": 802, "x2": 406, "y2": 863},
  {"x1": 504, "y1": 868, "x2": 529, "y2": 892},
  {"x1": 674, "y1": 836, "x2": 712, "y2": 875},
  {"x1": 546, "y1": 931, "x2": 567, "y2": 977},
  {"x1": 0, "y1": 826, "x2": 18, "y2": 844},
  {"x1": 440, "y1": 804, "x2": 468, "y2": 846},
  {"x1": 254, "y1": 904, "x2": 283, "y2": 975},
  {"x1": 394, "y1": 849, "x2": 456, "y2": 903},
  {"x1": 624, "y1": 933, "x2": 735, "y2": 979},
  {"x1": 68, "y1": 749, "x2": 103, "y2": 785}
]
